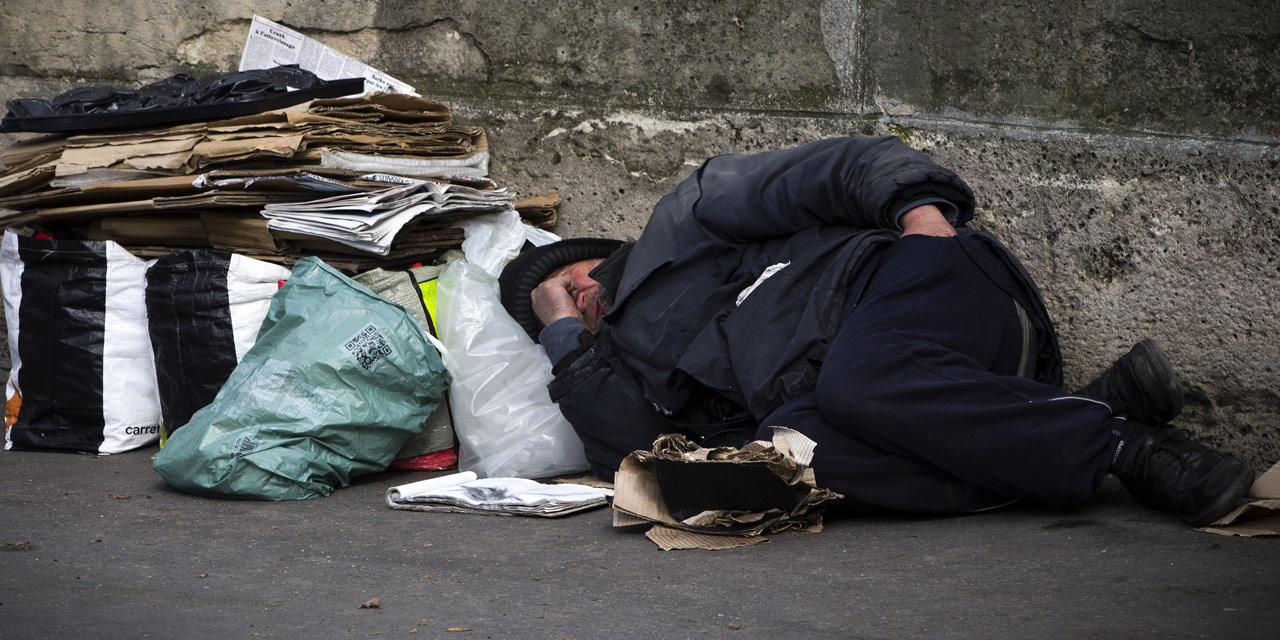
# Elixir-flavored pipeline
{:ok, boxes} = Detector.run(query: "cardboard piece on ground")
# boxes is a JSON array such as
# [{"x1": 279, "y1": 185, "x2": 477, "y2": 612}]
[
  {"x1": 309, "y1": 94, "x2": 450, "y2": 123},
  {"x1": 645, "y1": 525, "x2": 769, "y2": 550},
  {"x1": 1198, "y1": 460, "x2": 1280, "y2": 537},
  {"x1": 303, "y1": 93, "x2": 449, "y2": 121},
  {"x1": 611, "y1": 428, "x2": 843, "y2": 550},
  {"x1": 1248, "y1": 459, "x2": 1280, "y2": 498},
  {"x1": 52, "y1": 168, "x2": 171, "y2": 188}
]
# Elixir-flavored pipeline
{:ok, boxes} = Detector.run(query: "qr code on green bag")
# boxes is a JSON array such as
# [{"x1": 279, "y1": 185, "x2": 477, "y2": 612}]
[{"x1": 344, "y1": 323, "x2": 394, "y2": 370}]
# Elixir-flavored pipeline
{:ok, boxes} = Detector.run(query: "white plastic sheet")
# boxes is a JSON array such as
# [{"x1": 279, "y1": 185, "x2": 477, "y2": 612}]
[
  {"x1": 457, "y1": 208, "x2": 528, "y2": 279},
  {"x1": 436, "y1": 258, "x2": 588, "y2": 479}
]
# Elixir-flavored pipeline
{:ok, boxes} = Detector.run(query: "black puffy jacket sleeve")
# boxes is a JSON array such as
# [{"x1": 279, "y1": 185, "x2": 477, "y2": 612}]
[
  {"x1": 687, "y1": 136, "x2": 974, "y2": 243},
  {"x1": 547, "y1": 332, "x2": 682, "y2": 481}
]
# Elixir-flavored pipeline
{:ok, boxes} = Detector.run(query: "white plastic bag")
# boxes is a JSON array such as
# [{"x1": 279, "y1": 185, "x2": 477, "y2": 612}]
[
  {"x1": 436, "y1": 258, "x2": 588, "y2": 478},
  {"x1": 457, "y1": 208, "x2": 527, "y2": 279}
]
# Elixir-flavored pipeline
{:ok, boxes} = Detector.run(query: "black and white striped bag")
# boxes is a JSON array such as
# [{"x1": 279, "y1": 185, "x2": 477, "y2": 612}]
[
  {"x1": 1, "y1": 230, "x2": 161, "y2": 453},
  {"x1": 145, "y1": 250, "x2": 291, "y2": 442}
]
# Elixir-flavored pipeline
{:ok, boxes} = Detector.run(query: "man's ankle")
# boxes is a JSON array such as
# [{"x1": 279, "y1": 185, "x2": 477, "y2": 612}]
[{"x1": 1107, "y1": 418, "x2": 1155, "y2": 478}]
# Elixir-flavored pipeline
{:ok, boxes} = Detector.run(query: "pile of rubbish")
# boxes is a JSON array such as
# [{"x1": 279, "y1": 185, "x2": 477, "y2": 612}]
[
  {"x1": 0, "y1": 37, "x2": 582, "y2": 499},
  {"x1": 5, "y1": 20, "x2": 1272, "y2": 551}
]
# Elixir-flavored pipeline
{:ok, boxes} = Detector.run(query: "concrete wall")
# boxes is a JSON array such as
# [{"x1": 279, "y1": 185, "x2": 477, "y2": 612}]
[{"x1": 1, "y1": 1, "x2": 1277, "y2": 467}]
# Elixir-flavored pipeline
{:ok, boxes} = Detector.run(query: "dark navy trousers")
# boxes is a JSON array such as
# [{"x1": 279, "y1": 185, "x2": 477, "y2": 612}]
[{"x1": 760, "y1": 234, "x2": 1117, "y2": 513}]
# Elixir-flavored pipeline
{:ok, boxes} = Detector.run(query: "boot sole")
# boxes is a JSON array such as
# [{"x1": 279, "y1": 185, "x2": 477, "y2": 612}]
[{"x1": 1130, "y1": 339, "x2": 1185, "y2": 425}]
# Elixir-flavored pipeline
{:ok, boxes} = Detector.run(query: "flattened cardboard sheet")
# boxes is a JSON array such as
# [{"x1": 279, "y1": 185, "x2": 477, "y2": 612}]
[
  {"x1": 1198, "y1": 460, "x2": 1280, "y2": 537},
  {"x1": 612, "y1": 428, "x2": 842, "y2": 550}
]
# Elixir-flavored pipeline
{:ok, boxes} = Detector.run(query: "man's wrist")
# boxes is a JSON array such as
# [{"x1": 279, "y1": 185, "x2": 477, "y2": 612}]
[
  {"x1": 891, "y1": 196, "x2": 959, "y2": 229},
  {"x1": 899, "y1": 203, "x2": 957, "y2": 237},
  {"x1": 539, "y1": 316, "x2": 589, "y2": 364}
]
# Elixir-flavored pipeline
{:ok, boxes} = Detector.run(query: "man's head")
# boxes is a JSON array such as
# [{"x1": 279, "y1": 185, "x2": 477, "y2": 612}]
[
  {"x1": 538, "y1": 258, "x2": 611, "y2": 333},
  {"x1": 499, "y1": 238, "x2": 625, "y2": 340}
]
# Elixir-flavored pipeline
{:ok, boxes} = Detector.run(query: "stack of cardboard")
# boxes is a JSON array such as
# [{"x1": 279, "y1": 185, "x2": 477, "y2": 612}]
[{"x1": 0, "y1": 92, "x2": 555, "y2": 271}]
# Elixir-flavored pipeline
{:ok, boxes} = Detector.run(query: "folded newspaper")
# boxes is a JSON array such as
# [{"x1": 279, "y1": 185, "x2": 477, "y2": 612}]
[
  {"x1": 262, "y1": 178, "x2": 514, "y2": 255},
  {"x1": 386, "y1": 471, "x2": 614, "y2": 517},
  {"x1": 240, "y1": 15, "x2": 418, "y2": 95}
]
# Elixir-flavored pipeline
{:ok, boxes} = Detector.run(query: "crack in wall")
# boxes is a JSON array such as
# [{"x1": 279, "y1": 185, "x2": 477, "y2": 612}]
[
  {"x1": 403, "y1": 18, "x2": 493, "y2": 84},
  {"x1": 1123, "y1": 21, "x2": 1195, "y2": 48}
]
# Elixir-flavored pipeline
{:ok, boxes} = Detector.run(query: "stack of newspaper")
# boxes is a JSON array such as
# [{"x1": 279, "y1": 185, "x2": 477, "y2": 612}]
[{"x1": 262, "y1": 178, "x2": 515, "y2": 255}]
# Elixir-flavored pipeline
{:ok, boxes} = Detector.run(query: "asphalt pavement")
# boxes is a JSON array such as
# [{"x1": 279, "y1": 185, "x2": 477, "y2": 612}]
[{"x1": 2, "y1": 446, "x2": 1277, "y2": 639}]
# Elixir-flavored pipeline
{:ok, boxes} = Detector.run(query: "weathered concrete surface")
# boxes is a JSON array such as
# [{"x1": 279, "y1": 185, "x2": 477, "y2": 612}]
[
  {"x1": 0, "y1": 2, "x2": 1277, "y2": 466},
  {"x1": 3, "y1": 1, "x2": 1276, "y2": 135},
  {"x1": 2, "y1": 448, "x2": 1278, "y2": 639},
  {"x1": 860, "y1": 0, "x2": 1280, "y2": 138}
]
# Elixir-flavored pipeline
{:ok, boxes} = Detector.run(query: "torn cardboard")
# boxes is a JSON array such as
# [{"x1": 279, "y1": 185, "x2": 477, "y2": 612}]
[
  {"x1": 514, "y1": 193, "x2": 559, "y2": 228},
  {"x1": 1198, "y1": 459, "x2": 1280, "y2": 537},
  {"x1": 0, "y1": 163, "x2": 56, "y2": 198},
  {"x1": 612, "y1": 428, "x2": 842, "y2": 550}
]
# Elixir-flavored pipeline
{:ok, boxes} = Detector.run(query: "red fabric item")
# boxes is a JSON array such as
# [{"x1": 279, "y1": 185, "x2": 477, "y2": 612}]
[
  {"x1": 33, "y1": 231, "x2": 54, "y2": 240},
  {"x1": 387, "y1": 448, "x2": 457, "y2": 472}
]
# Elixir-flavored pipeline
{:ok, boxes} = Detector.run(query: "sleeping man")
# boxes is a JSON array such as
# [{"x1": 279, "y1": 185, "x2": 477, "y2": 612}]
[{"x1": 499, "y1": 136, "x2": 1253, "y2": 525}]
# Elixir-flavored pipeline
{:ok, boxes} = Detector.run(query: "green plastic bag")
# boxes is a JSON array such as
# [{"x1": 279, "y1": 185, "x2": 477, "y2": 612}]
[
  {"x1": 352, "y1": 256, "x2": 458, "y2": 461},
  {"x1": 153, "y1": 257, "x2": 449, "y2": 500}
]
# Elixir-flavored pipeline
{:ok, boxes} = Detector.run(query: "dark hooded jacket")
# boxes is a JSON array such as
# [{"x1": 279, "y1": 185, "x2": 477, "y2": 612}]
[{"x1": 547, "y1": 136, "x2": 1062, "y2": 480}]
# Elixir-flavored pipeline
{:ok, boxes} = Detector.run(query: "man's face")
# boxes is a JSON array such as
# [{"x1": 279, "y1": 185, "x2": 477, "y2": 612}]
[{"x1": 545, "y1": 258, "x2": 609, "y2": 332}]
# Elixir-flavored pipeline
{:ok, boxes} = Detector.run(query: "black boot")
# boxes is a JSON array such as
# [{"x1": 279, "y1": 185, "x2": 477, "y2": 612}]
[
  {"x1": 1077, "y1": 338, "x2": 1184, "y2": 425},
  {"x1": 1115, "y1": 427, "x2": 1254, "y2": 526}
]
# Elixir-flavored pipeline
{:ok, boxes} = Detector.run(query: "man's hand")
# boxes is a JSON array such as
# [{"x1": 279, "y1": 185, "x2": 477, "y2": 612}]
[
  {"x1": 532, "y1": 272, "x2": 583, "y2": 327},
  {"x1": 900, "y1": 204, "x2": 957, "y2": 237}
]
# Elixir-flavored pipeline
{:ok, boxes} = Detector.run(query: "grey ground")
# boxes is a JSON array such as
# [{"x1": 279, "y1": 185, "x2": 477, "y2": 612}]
[{"x1": 2, "y1": 447, "x2": 1277, "y2": 639}]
